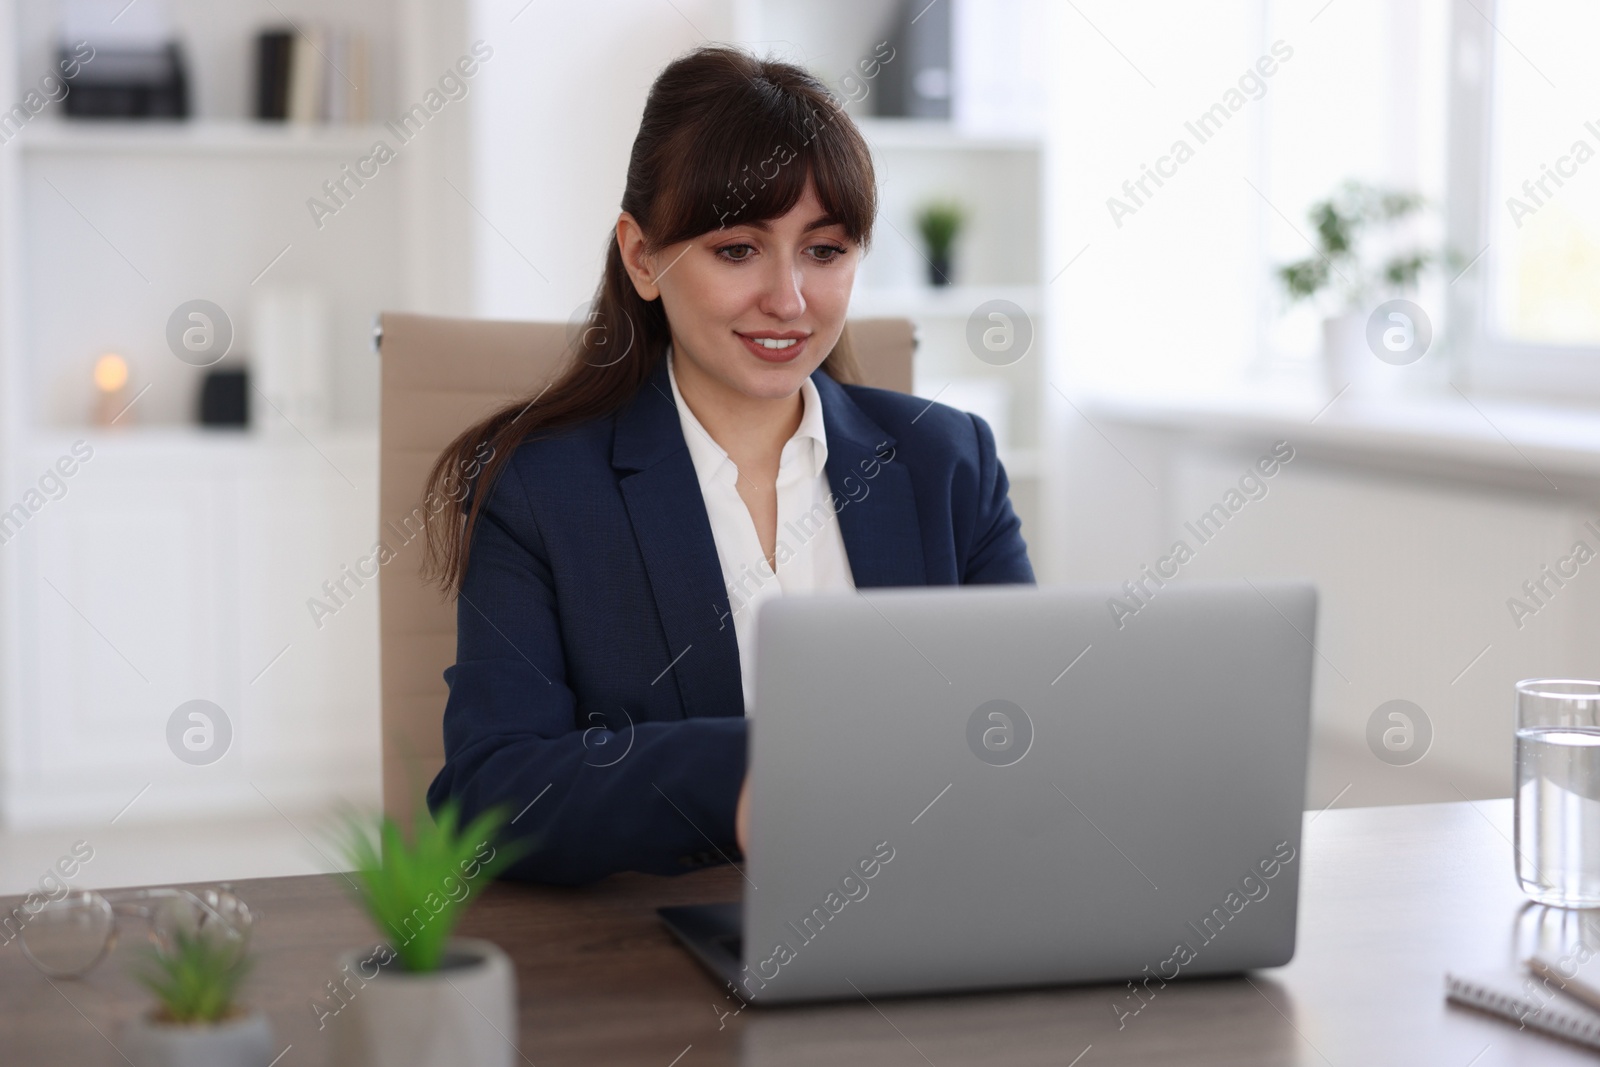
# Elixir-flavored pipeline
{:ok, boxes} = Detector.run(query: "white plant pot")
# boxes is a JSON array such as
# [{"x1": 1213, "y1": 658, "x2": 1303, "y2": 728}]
[
  {"x1": 1322, "y1": 310, "x2": 1408, "y2": 400},
  {"x1": 326, "y1": 937, "x2": 516, "y2": 1067},
  {"x1": 1321, "y1": 311, "x2": 1366, "y2": 396},
  {"x1": 122, "y1": 1007, "x2": 274, "y2": 1067}
]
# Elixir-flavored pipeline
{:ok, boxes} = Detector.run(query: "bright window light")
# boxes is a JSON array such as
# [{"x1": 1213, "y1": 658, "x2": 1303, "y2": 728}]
[{"x1": 1487, "y1": 2, "x2": 1600, "y2": 347}]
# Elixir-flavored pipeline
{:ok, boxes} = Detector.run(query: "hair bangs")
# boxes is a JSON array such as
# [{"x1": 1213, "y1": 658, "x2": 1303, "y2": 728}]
[{"x1": 648, "y1": 80, "x2": 875, "y2": 250}]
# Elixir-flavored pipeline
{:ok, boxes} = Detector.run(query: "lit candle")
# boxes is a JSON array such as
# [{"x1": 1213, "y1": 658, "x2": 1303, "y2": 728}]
[{"x1": 93, "y1": 353, "x2": 131, "y2": 426}]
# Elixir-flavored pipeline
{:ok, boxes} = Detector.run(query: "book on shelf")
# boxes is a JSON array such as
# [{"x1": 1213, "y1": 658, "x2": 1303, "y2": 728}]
[
  {"x1": 286, "y1": 24, "x2": 323, "y2": 123},
  {"x1": 254, "y1": 30, "x2": 292, "y2": 120},
  {"x1": 329, "y1": 27, "x2": 371, "y2": 124},
  {"x1": 255, "y1": 25, "x2": 370, "y2": 124}
]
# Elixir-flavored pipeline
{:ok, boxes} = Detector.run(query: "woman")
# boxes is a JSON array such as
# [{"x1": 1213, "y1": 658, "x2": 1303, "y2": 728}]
[{"x1": 423, "y1": 45, "x2": 1034, "y2": 885}]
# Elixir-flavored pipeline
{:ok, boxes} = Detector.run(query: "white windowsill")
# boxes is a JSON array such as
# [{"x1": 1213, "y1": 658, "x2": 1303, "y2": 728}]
[{"x1": 1074, "y1": 383, "x2": 1600, "y2": 488}]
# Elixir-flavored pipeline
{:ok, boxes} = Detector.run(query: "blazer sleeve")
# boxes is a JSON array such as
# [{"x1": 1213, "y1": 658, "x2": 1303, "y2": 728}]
[
  {"x1": 426, "y1": 460, "x2": 747, "y2": 886},
  {"x1": 962, "y1": 412, "x2": 1036, "y2": 585}
]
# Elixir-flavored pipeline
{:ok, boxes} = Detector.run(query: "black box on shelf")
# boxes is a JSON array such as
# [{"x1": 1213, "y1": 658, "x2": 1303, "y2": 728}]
[
  {"x1": 198, "y1": 367, "x2": 249, "y2": 428},
  {"x1": 60, "y1": 41, "x2": 190, "y2": 119}
]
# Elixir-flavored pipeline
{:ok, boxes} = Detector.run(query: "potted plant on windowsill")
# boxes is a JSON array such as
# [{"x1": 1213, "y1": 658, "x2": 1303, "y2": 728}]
[
  {"x1": 1276, "y1": 180, "x2": 1455, "y2": 397},
  {"x1": 123, "y1": 928, "x2": 274, "y2": 1067},
  {"x1": 325, "y1": 799, "x2": 523, "y2": 1067}
]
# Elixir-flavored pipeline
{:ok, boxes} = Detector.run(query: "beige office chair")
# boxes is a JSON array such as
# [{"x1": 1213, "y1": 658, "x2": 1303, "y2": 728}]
[{"x1": 376, "y1": 312, "x2": 916, "y2": 827}]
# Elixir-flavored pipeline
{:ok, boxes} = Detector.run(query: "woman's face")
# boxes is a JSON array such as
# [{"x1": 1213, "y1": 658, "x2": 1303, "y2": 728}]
[{"x1": 620, "y1": 178, "x2": 859, "y2": 403}]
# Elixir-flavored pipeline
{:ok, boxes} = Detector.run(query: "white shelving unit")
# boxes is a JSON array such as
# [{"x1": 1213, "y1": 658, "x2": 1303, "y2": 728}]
[
  {"x1": 850, "y1": 116, "x2": 1048, "y2": 569},
  {"x1": 0, "y1": 0, "x2": 471, "y2": 827},
  {"x1": 13, "y1": 118, "x2": 396, "y2": 156}
]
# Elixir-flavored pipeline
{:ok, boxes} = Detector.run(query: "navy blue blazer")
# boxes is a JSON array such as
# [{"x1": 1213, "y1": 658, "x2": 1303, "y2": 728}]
[{"x1": 427, "y1": 355, "x2": 1035, "y2": 885}]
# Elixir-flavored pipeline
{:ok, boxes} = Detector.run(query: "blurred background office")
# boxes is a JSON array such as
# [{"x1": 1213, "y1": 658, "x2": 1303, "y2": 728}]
[{"x1": 0, "y1": 0, "x2": 1594, "y2": 890}]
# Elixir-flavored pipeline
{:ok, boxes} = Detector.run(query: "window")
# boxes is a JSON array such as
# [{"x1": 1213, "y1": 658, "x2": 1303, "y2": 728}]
[
  {"x1": 1484, "y1": 2, "x2": 1600, "y2": 348},
  {"x1": 1455, "y1": 0, "x2": 1600, "y2": 395}
]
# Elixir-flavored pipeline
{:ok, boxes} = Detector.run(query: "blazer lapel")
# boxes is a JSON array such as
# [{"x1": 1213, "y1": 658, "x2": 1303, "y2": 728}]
[
  {"x1": 813, "y1": 371, "x2": 928, "y2": 589},
  {"x1": 610, "y1": 361, "x2": 929, "y2": 718},
  {"x1": 613, "y1": 360, "x2": 745, "y2": 718}
]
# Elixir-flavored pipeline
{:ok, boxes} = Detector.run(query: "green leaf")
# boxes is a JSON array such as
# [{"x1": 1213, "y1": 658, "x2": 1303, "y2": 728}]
[
  {"x1": 335, "y1": 798, "x2": 527, "y2": 973},
  {"x1": 1311, "y1": 200, "x2": 1352, "y2": 257},
  {"x1": 130, "y1": 928, "x2": 253, "y2": 1024},
  {"x1": 1279, "y1": 258, "x2": 1329, "y2": 301},
  {"x1": 1383, "y1": 252, "x2": 1431, "y2": 288},
  {"x1": 914, "y1": 200, "x2": 966, "y2": 258}
]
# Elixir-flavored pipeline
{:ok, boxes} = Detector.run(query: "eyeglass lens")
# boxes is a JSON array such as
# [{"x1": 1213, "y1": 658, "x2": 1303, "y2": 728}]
[
  {"x1": 16, "y1": 892, "x2": 115, "y2": 979},
  {"x1": 149, "y1": 888, "x2": 253, "y2": 962}
]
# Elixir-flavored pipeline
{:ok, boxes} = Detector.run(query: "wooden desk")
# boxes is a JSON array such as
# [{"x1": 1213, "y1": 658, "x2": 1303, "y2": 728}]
[{"x1": 2, "y1": 799, "x2": 1592, "y2": 1065}]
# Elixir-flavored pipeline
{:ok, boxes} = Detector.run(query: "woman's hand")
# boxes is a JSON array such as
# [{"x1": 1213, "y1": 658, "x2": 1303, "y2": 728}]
[{"x1": 735, "y1": 772, "x2": 750, "y2": 853}]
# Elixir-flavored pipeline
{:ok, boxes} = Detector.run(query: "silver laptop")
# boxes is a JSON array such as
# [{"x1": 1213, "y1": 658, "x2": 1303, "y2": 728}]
[{"x1": 660, "y1": 580, "x2": 1316, "y2": 1004}]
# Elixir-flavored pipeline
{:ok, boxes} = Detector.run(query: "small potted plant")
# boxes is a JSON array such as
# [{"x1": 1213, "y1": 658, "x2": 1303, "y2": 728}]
[
  {"x1": 122, "y1": 928, "x2": 274, "y2": 1067},
  {"x1": 1276, "y1": 180, "x2": 1454, "y2": 395},
  {"x1": 325, "y1": 799, "x2": 523, "y2": 1067},
  {"x1": 916, "y1": 199, "x2": 966, "y2": 287}
]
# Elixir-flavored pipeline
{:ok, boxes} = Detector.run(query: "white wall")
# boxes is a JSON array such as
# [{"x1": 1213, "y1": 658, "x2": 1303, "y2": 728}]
[
  {"x1": 468, "y1": 0, "x2": 734, "y2": 322},
  {"x1": 1047, "y1": 412, "x2": 1600, "y2": 806}
]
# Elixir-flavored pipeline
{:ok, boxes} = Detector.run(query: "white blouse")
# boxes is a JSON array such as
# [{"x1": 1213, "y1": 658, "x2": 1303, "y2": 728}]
[{"x1": 666, "y1": 349, "x2": 856, "y2": 711}]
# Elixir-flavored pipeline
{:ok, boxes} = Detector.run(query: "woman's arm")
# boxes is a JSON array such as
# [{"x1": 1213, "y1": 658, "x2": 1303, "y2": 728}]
[
  {"x1": 962, "y1": 412, "x2": 1036, "y2": 585},
  {"x1": 426, "y1": 460, "x2": 746, "y2": 886}
]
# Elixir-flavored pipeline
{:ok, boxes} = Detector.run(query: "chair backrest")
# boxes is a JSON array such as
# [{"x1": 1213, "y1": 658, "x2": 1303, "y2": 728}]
[{"x1": 376, "y1": 313, "x2": 916, "y2": 824}]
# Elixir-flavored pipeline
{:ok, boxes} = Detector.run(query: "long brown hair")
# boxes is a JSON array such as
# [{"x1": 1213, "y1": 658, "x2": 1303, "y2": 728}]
[{"x1": 420, "y1": 45, "x2": 878, "y2": 595}]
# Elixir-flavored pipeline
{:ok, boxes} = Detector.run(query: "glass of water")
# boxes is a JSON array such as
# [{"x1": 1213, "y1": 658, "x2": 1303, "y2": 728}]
[{"x1": 1515, "y1": 679, "x2": 1600, "y2": 908}]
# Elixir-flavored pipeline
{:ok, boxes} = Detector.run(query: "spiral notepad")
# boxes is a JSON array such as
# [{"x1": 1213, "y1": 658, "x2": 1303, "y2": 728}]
[{"x1": 1446, "y1": 968, "x2": 1600, "y2": 1050}]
